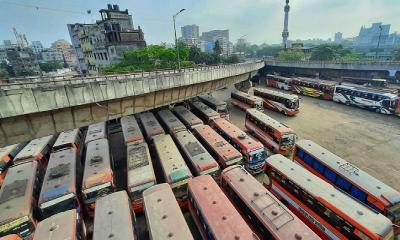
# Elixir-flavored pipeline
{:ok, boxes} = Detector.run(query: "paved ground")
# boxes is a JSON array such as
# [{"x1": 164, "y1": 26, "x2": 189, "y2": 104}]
[{"x1": 213, "y1": 84, "x2": 400, "y2": 191}]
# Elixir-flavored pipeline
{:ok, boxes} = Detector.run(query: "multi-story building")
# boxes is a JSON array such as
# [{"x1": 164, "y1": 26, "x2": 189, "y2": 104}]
[
  {"x1": 51, "y1": 39, "x2": 77, "y2": 67},
  {"x1": 41, "y1": 48, "x2": 64, "y2": 62},
  {"x1": 201, "y1": 30, "x2": 232, "y2": 55},
  {"x1": 0, "y1": 49, "x2": 7, "y2": 63},
  {"x1": 30, "y1": 41, "x2": 44, "y2": 55},
  {"x1": 334, "y1": 32, "x2": 343, "y2": 44},
  {"x1": 13, "y1": 28, "x2": 29, "y2": 48},
  {"x1": 6, "y1": 47, "x2": 41, "y2": 76},
  {"x1": 68, "y1": 4, "x2": 146, "y2": 75},
  {"x1": 181, "y1": 24, "x2": 200, "y2": 48}
]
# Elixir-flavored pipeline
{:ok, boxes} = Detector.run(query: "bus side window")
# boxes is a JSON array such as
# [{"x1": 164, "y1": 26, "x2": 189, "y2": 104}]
[
  {"x1": 335, "y1": 176, "x2": 352, "y2": 192},
  {"x1": 350, "y1": 185, "x2": 367, "y2": 203},
  {"x1": 303, "y1": 153, "x2": 315, "y2": 167},
  {"x1": 323, "y1": 167, "x2": 337, "y2": 183},
  {"x1": 312, "y1": 160, "x2": 326, "y2": 175}
]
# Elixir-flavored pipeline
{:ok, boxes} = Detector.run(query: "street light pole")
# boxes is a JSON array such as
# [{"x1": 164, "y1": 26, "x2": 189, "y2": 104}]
[
  {"x1": 173, "y1": 9, "x2": 185, "y2": 71},
  {"x1": 376, "y1": 25, "x2": 383, "y2": 59}
]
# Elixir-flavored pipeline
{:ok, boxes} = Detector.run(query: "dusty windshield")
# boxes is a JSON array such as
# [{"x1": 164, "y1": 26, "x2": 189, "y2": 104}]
[
  {"x1": 388, "y1": 204, "x2": 400, "y2": 225},
  {"x1": 281, "y1": 134, "x2": 295, "y2": 146}
]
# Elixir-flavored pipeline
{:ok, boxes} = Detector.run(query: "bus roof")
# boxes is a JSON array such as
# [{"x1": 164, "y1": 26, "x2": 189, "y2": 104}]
[
  {"x1": 336, "y1": 84, "x2": 399, "y2": 98},
  {"x1": 138, "y1": 112, "x2": 165, "y2": 139},
  {"x1": 83, "y1": 138, "x2": 112, "y2": 190},
  {"x1": 39, "y1": 148, "x2": 77, "y2": 206},
  {"x1": 14, "y1": 135, "x2": 55, "y2": 162},
  {"x1": 172, "y1": 105, "x2": 203, "y2": 128},
  {"x1": 222, "y1": 165, "x2": 320, "y2": 240},
  {"x1": 246, "y1": 108, "x2": 294, "y2": 134},
  {"x1": 190, "y1": 101, "x2": 220, "y2": 119},
  {"x1": 52, "y1": 129, "x2": 81, "y2": 151},
  {"x1": 0, "y1": 143, "x2": 25, "y2": 169},
  {"x1": 198, "y1": 94, "x2": 227, "y2": 107},
  {"x1": 120, "y1": 115, "x2": 144, "y2": 144},
  {"x1": 294, "y1": 77, "x2": 338, "y2": 86},
  {"x1": 213, "y1": 118, "x2": 263, "y2": 152},
  {"x1": 85, "y1": 122, "x2": 107, "y2": 144},
  {"x1": 268, "y1": 154, "x2": 393, "y2": 236},
  {"x1": 296, "y1": 139, "x2": 400, "y2": 205},
  {"x1": 157, "y1": 109, "x2": 187, "y2": 134},
  {"x1": 93, "y1": 191, "x2": 136, "y2": 240},
  {"x1": 232, "y1": 90, "x2": 264, "y2": 103},
  {"x1": 152, "y1": 134, "x2": 192, "y2": 183},
  {"x1": 174, "y1": 130, "x2": 219, "y2": 174},
  {"x1": 0, "y1": 161, "x2": 38, "y2": 226},
  {"x1": 33, "y1": 209, "x2": 77, "y2": 240},
  {"x1": 254, "y1": 87, "x2": 299, "y2": 101},
  {"x1": 193, "y1": 125, "x2": 242, "y2": 164},
  {"x1": 266, "y1": 74, "x2": 292, "y2": 81},
  {"x1": 143, "y1": 183, "x2": 193, "y2": 240},
  {"x1": 188, "y1": 175, "x2": 257, "y2": 239},
  {"x1": 127, "y1": 142, "x2": 156, "y2": 190}
]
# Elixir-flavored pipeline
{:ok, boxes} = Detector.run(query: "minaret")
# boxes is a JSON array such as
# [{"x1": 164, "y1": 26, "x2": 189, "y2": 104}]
[{"x1": 282, "y1": 0, "x2": 290, "y2": 50}]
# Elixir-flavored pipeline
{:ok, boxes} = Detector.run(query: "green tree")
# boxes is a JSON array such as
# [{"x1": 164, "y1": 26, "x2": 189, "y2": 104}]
[
  {"x1": 310, "y1": 44, "x2": 336, "y2": 61},
  {"x1": 276, "y1": 49, "x2": 305, "y2": 61},
  {"x1": 222, "y1": 55, "x2": 240, "y2": 64},
  {"x1": 39, "y1": 61, "x2": 63, "y2": 72},
  {"x1": 213, "y1": 40, "x2": 222, "y2": 55}
]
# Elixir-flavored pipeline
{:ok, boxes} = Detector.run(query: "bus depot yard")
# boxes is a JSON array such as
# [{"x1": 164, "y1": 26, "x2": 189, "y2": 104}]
[{"x1": 0, "y1": 77, "x2": 399, "y2": 239}]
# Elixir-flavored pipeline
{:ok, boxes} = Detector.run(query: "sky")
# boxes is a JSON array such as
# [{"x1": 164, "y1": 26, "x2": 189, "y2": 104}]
[{"x1": 0, "y1": 0, "x2": 399, "y2": 47}]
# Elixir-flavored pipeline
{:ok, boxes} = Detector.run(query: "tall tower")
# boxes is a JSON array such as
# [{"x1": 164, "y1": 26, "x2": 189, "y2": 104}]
[{"x1": 282, "y1": 0, "x2": 290, "y2": 49}]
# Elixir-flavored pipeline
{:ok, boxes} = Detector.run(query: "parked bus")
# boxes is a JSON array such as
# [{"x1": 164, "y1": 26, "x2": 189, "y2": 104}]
[
  {"x1": 245, "y1": 108, "x2": 296, "y2": 156},
  {"x1": 152, "y1": 134, "x2": 192, "y2": 205},
  {"x1": 173, "y1": 130, "x2": 220, "y2": 178},
  {"x1": 333, "y1": 84, "x2": 400, "y2": 115},
  {"x1": 93, "y1": 191, "x2": 136, "y2": 240},
  {"x1": 0, "y1": 143, "x2": 26, "y2": 187},
  {"x1": 120, "y1": 115, "x2": 144, "y2": 145},
  {"x1": 221, "y1": 165, "x2": 321, "y2": 240},
  {"x1": 188, "y1": 175, "x2": 259, "y2": 239},
  {"x1": 212, "y1": 118, "x2": 265, "y2": 174},
  {"x1": 266, "y1": 74, "x2": 293, "y2": 90},
  {"x1": 33, "y1": 209, "x2": 85, "y2": 240},
  {"x1": 293, "y1": 139, "x2": 400, "y2": 230},
  {"x1": 52, "y1": 128, "x2": 84, "y2": 153},
  {"x1": 82, "y1": 138, "x2": 114, "y2": 217},
  {"x1": 0, "y1": 161, "x2": 39, "y2": 239},
  {"x1": 265, "y1": 154, "x2": 395, "y2": 240},
  {"x1": 84, "y1": 122, "x2": 107, "y2": 145},
  {"x1": 0, "y1": 235, "x2": 21, "y2": 240},
  {"x1": 126, "y1": 142, "x2": 156, "y2": 212},
  {"x1": 193, "y1": 125, "x2": 242, "y2": 168},
  {"x1": 172, "y1": 105, "x2": 203, "y2": 130},
  {"x1": 143, "y1": 184, "x2": 193, "y2": 240},
  {"x1": 342, "y1": 77, "x2": 388, "y2": 87},
  {"x1": 38, "y1": 148, "x2": 80, "y2": 219},
  {"x1": 231, "y1": 90, "x2": 264, "y2": 112},
  {"x1": 13, "y1": 135, "x2": 56, "y2": 166},
  {"x1": 254, "y1": 87, "x2": 300, "y2": 116},
  {"x1": 157, "y1": 109, "x2": 187, "y2": 135},
  {"x1": 189, "y1": 101, "x2": 221, "y2": 123},
  {"x1": 290, "y1": 77, "x2": 337, "y2": 100},
  {"x1": 138, "y1": 112, "x2": 165, "y2": 141},
  {"x1": 198, "y1": 94, "x2": 229, "y2": 119}
]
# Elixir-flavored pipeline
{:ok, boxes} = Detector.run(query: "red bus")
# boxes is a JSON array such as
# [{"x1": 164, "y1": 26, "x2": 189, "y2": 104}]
[
  {"x1": 33, "y1": 209, "x2": 85, "y2": 240},
  {"x1": 13, "y1": 135, "x2": 56, "y2": 167},
  {"x1": 189, "y1": 101, "x2": 221, "y2": 123},
  {"x1": 172, "y1": 105, "x2": 203, "y2": 130},
  {"x1": 93, "y1": 191, "x2": 136, "y2": 240},
  {"x1": 143, "y1": 184, "x2": 193, "y2": 239},
  {"x1": 173, "y1": 130, "x2": 220, "y2": 178},
  {"x1": 265, "y1": 154, "x2": 395, "y2": 240},
  {"x1": 221, "y1": 165, "x2": 321, "y2": 240},
  {"x1": 38, "y1": 148, "x2": 80, "y2": 219},
  {"x1": 126, "y1": 142, "x2": 156, "y2": 212},
  {"x1": 52, "y1": 128, "x2": 84, "y2": 153},
  {"x1": 293, "y1": 139, "x2": 400, "y2": 232},
  {"x1": 198, "y1": 94, "x2": 229, "y2": 119},
  {"x1": 0, "y1": 143, "x2": 26, "y2": 187},
  {"x1": 157, "y1": 109, "x2": 187, "y2": 135},
  {"x1": 120, "y1": 115, "x2": 144, "y2": 145},
  {"x1": 254, "y1": 87, "x2": 299, "y2": 116},
  {"x1": 188, "y1": 175, "x2": 259, "y2": 240},
  {"x1": 231, "y1": 90, "x2": 264, "y2": 112},
  {"x1": 138, "y1": 112, "x2": 165, "y2": 141},
  {"x1": 0, "y1": 235, "x2": 22, "y2": 240},
  {"x1": 193, "y1": 125, "x2": 242, "y2": 168},
  {"x1": 245, "y1": 108, "x2": 296, "y2": 157},
  {"x1": 0, "y1": 161, "x2": 39, "y2": 239},
  {"x1": 266, "y1": 74, "x2": 292, "y2": 91},
  {"x1": 84, "y1": 122, "x2": 107, "y2": 145},
  {"x1": 82, "y1": 138, "x2": 114, "y2": 217},
  {"x1": 212, "y1": 118, "x2": 265, "y2": 174},
  {"x1": 290, "y1": 77, "x2": 337, "y2": 100}
]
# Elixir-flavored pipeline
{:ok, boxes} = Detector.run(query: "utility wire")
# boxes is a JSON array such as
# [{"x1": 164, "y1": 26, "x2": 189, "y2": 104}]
[{"x1": 2, "y1": 1, "x2": 91, "y2": 15}]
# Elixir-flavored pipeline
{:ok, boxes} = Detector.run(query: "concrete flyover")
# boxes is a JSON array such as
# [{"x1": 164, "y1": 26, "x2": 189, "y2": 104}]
[
  {"x1": 0, "y1": 61, "x2": 264, "y2": 146},
  {"x1": 264, "y1": 60, "x2": 400, "y2": 79}
]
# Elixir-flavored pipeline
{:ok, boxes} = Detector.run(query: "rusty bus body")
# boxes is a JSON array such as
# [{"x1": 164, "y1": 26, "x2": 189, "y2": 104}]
[
  {"x1": 120, "y1": 115, "x2": 144, "y2": 145},
  {"x1": 172, "y1": 105, "x2": 203, "y2": 130}
]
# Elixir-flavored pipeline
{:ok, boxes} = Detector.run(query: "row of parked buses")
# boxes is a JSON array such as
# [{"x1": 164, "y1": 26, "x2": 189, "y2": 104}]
[{"x1": 266, "y1": 74, "x2": 400, "y2": 116}]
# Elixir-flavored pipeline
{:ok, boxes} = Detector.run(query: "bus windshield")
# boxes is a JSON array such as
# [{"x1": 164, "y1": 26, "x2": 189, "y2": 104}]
[
  {"x1": 289, "y1": 100, "x2": 299, "y2": 109},
  {"x1": 388, "y1": 203, "x2": 400, "y2": 226},
  {"x1": 281, "y1": 134, "x2": 296, "y2": 146}
]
